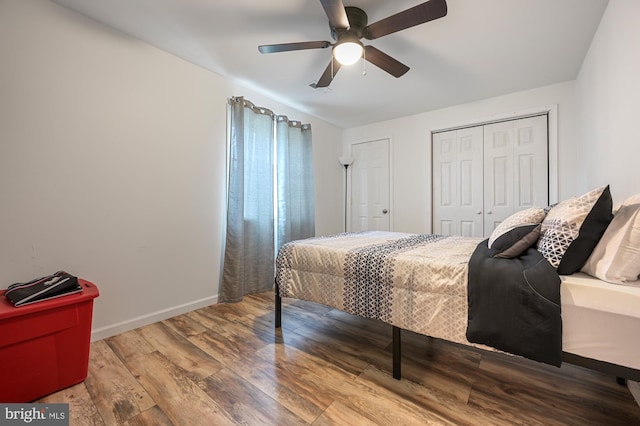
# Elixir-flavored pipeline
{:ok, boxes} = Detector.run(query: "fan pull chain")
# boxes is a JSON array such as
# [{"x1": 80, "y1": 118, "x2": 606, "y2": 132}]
[
  {"x1": 362, "y1": 49, "x2": 367, "y2": 76},
  {"x1": 331, "y1": 56, "x2": 334, "y2": 79}
]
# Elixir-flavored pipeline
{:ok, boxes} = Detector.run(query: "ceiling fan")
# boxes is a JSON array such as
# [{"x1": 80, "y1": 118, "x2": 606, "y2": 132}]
[{"x1": 258, "y1": 0, "x2": 447, "y2": 88}]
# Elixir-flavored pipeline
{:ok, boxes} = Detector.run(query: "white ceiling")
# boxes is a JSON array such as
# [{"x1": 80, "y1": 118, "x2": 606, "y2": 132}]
[{"x1": 51, "y1": 0, "x2": 608, "y2": 128}]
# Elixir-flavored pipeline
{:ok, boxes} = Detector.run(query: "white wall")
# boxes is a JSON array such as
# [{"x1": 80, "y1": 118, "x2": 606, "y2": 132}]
[
  {"x1": 343, "y1": 81, "x2": 577, "y2": 234},
  {"x1": 0, "y1": 0, "x2": 343, "y2": 339},
  {"x1": 576, "y1": 0, "x2": 640, "y2": 203}
]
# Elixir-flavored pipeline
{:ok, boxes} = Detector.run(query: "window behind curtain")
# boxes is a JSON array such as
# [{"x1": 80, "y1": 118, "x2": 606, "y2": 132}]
[
  {"x1": 220, "y1": 97, "x2": 314, "y2": 303},
  {"x1": 276, "y1": 116, "x2": 315, "y2": 250}
]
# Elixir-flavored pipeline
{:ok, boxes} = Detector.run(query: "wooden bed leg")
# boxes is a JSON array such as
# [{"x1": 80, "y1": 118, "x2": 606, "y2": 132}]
[{"x1": 393, "y1": 326, "x2": 401, "y2": 380}]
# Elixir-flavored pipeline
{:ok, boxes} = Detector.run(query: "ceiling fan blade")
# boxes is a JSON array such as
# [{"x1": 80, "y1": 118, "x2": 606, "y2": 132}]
[
  {"x1": 319, "y1": 0, "x2": 350, "y2": 29},
  {"x1": 364, "y1": 45, "x2": 409, "y2": 78},
  {"x1": 258, "y1": 41, "x2": 331, "y2": 54},
  {"x1": 363, "y1": 0, "x2": 447, "y2": 40},
  {"x1": 311, "y1": 58, "x2": 342, "y2": 88}
]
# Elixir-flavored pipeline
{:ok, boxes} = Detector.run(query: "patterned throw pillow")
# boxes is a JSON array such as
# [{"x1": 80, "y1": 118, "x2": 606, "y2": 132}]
[
  {"x1": 488, "y1": 207, "x2": 546, "y2": 248},
  {"x1": 537, "y1": 185, "x2": 613, "y2": 274}
]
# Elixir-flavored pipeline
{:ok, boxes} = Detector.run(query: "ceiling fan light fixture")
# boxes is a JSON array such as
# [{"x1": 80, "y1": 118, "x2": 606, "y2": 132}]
[
  {"x1": 258, "y1": 0, "x2": 448, "y2": 87},
  {"x1": 333, "y1": 41, "x2": 363, "y2": 66}
]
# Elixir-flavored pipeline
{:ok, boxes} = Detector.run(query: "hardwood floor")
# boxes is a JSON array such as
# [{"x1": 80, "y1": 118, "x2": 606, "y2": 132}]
[{"x1": 39, "y1": 292, "x2": 640, "y2": 425}]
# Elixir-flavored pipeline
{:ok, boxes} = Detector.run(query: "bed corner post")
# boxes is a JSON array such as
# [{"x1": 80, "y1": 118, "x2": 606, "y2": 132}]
[
  {"x1": 393, "y1": 326, "x2": 401, "y2": 380},
  {"x1": 275, "y1": 279, "x2": 282, "y2": 328}
]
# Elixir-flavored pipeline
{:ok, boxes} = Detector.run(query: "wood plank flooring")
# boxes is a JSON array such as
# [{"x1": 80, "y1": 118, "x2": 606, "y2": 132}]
[{"x1": 39, "y1": 292, "x2": 640, "y2": 425}]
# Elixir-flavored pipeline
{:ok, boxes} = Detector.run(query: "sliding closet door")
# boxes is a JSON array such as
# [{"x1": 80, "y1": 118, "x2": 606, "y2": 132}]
[
  {"x1": 433, "y1": 115, "x2": 548, "y2": 238},
  {"x1": 483, "y1": 115, "x2": 548, "y2": 233},
  {"x1": 432, "y1": 127, "x2": 484, "y2": 237}
]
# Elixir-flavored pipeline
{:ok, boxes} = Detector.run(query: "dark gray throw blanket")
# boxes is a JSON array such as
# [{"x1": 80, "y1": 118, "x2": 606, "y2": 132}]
[{"x1": 466, "y1": 240, "x2": 562, "y2": 366}]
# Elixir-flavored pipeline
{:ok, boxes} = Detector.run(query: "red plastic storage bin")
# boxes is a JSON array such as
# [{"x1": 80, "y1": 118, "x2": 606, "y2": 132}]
[{"x1": 0, "y1": 279, "x2": 99, "y2": 402}]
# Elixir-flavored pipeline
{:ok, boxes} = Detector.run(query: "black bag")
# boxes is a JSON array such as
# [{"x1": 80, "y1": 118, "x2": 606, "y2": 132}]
[{"x1": 4, "y1": 271, "x2": 82, "y2": 307}]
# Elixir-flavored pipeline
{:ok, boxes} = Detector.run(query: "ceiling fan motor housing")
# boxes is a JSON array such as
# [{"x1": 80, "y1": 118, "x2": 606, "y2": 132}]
[{"x1": 331, "y1": 7, "x2": 368, "y2": 41}]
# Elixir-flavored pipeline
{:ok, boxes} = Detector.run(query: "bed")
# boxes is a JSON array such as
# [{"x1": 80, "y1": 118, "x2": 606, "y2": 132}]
[{"x1": 274, "y1": 186, "x2": 640, "y2": 381}]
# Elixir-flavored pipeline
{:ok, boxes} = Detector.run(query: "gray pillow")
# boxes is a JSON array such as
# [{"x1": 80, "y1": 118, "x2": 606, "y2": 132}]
[{"x1": 490, "y1": 224, "x2": 541, "y2": 259}]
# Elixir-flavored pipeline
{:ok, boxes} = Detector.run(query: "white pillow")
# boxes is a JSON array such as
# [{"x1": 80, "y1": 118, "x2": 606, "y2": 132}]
[
  {"x1": 622, "y1": 193, "x2": 640, "y2": 207},
  {"x1": 488, "y1": 207, "x2": 546, "y2": 248},
  {"x1": 612, "y1": 193, "x2": 640, "y2": 214},
  {"x1": 582, "y1": 194, "x2": 640, "y2": 285}
]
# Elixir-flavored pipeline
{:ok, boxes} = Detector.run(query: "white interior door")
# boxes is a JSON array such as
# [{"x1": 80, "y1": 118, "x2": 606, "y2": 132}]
[
  {"x1": 350, "y1": 139, "x2": 390, "y2": 232},
  {"x1": 484, "y1": 115, "x2": 548, "y2": 233},
  {"x1": 432, "y1": 127, "x2": 484, "y2": 237}
]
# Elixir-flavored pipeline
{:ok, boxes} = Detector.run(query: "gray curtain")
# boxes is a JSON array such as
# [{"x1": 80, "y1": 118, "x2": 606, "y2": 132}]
[
  {"x1": 220, "y1": 97, "x2": 275, "y2": 303},
  {"x1": 220, "y1": 98, "x2": 314, "y2": 303},
  {"x1": 276, "y1": 116, "x2": 315, "y2": 249}
]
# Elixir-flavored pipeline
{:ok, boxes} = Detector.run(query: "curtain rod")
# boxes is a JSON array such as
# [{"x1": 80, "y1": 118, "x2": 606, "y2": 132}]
[{"x1": 229, "y1": 96, "x2": 311, "y2": 130}]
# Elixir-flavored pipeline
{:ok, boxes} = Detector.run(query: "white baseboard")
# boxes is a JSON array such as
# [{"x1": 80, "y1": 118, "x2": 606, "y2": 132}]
[
  {"x1": 90, "y1": 295, "x2": 218, "y2": 341},
  {"x1": 629, "y1": 381, "x2": 640, "y2": 407}
]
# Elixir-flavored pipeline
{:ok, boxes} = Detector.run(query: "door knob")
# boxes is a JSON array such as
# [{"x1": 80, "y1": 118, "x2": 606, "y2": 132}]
[
  {"x1": 487, "y1": 210, "x2": 493, "y2": 215},
  {"x1": 476, "y1": 210, "x2": 482, "y2": 215},
  {"x1": 382, "y1": 209, "x2": 388, "y2": 214}
]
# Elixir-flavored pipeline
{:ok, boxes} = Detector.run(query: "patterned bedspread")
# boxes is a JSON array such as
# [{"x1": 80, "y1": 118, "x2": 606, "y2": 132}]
[{"x1": 275, "y1": 231, "x2": 483, "y2": 346}]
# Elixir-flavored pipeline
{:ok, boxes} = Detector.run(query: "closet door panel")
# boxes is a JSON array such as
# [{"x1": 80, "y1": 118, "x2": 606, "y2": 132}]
[
  {"x1": 484, "y1": 122, "x2": 514, "y2": 234},
  {"x1": 433, "y1": 131, "x2": 456, "y2": 235},
  {"x1": 514, "y1": 115, "x2": 548, "y2": 209},
  {"x1": 432, "y1": 127, "x2": 483, "y2": 237},
  {"x1": 457, "y1": 127, "x2": 484, "y2": 236}
]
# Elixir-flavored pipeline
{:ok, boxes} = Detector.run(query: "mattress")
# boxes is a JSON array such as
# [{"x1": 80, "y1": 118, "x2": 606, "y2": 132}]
[
  {"x1": 276, "y1": 231, "x2": 482, "y2": 346},
  {"x1": 561, "y1": 272, "x2": 640, "y2": 370},
  {"x1": 276, "y1": 232, "x2": 640, "y2": 371}
]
